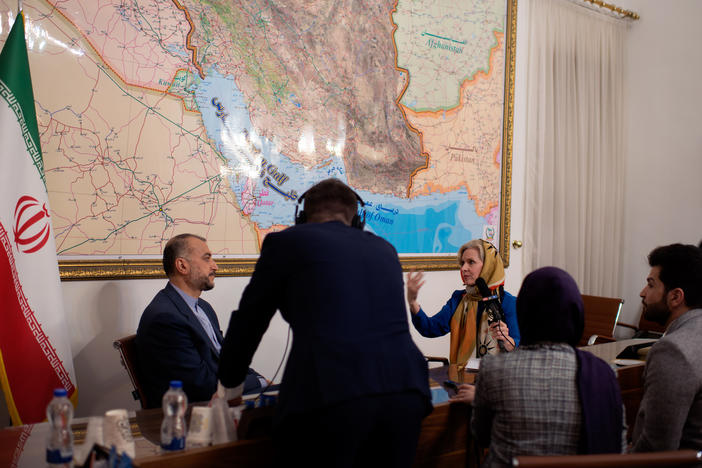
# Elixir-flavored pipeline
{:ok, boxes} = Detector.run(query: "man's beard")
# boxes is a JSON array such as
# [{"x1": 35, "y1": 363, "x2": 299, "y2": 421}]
[
  {"x1": 200, "y1": 274, "x2": 215, "y2": 291},
  {"x1": 189, "y1": 272, "x2": 214, "y2": 292},
  {"x1": 642, "y1": 297, "x2": 670, "y2": 326}
]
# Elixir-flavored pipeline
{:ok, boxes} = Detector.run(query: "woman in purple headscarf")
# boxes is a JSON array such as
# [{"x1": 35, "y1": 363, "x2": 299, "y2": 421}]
[{"x1": 466, "y1": 266, "x2": 624, "y2": 467}]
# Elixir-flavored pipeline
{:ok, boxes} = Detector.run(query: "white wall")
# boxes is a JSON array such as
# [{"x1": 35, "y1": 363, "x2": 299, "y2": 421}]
[
  {"x1": 3, "y1": 0, "x2": 701, "y2": 424},
  {"x1": 615, "y1": 0, "x2": 702, "y2": 328},
  {"x1": 61, "y1": 276, "x2": 286, "y2": 417},
  {"x1": 60, "y1": 271, "x2": 468, "y2": 418}
]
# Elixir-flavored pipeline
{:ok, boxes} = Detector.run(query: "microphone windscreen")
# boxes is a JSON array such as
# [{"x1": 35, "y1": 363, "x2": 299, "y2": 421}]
[{"x1": 475, "y1": 277, "x2": 492, "y2": 298}]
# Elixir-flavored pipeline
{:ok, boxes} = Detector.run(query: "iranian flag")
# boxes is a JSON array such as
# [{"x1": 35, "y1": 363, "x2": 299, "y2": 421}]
[{"x1": 0, "y1": 10, "x2": 77, "y2": 425}]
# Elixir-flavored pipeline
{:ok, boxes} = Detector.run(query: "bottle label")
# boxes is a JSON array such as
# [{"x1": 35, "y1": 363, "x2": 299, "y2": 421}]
[
  {"x1": 46, "y1": 448, "x2": 73, "y2": 463},
  {"x1": 161, "y1": 437, "x2": 185, "y2": 451}
]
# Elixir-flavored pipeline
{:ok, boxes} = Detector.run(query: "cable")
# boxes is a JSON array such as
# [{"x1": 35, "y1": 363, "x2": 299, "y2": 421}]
[
  {"x1": 494, "y1": 321, "x2": 515, "y2": 350},
  {"x1": 251, "y1": 324, "x2": 292, "y2": 404}
]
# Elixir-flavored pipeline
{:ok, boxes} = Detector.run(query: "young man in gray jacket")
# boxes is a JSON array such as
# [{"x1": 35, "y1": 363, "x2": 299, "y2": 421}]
[{"x1": 632, "y1": 243, "x2": 702, "y2": 451}]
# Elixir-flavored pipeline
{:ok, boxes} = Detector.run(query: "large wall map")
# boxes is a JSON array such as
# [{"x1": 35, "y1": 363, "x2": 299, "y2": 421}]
[{"x1": 0, "y1": 0, "x2": 515, "y2": 275}]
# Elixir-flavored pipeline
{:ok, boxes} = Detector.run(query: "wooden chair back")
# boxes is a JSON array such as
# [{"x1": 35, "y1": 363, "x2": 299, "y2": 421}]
[
  {"x1": 617, "y1": 312, "x2": 666, "y2": 339},
  {"x1": 635, "y1": 315, "x2": 666, "y2": 335},
  {"x1": 512, "y1": 449, "x2": 702, "y2": 467},
  {"x1": 579, "y1": 295, "x2": 624, "y2": 346},
  {"x1": 113, "y1": 334, "x2": 148, "y2": 409}
]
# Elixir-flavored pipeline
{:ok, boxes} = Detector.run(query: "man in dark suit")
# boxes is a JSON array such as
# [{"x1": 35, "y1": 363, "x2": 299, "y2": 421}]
[
  {"x1": 218, "y1": 178, "x2": 432, "y2": 466},
  {"x1": 136, "y1": 234, "x2": 263, "y2": 408}
]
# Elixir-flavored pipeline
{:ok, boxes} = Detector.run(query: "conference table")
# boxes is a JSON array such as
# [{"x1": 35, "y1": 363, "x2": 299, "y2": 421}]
[{"x1": 0, "y1": 339, "x2": 655, "y2": 467}]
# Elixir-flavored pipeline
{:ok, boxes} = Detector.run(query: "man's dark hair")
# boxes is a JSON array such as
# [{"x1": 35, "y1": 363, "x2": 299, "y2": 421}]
[
  {"x1": 648, "y1": 243, "x2": 702, "y2": 309},
  {"x1": 302, "y1": 178, "x2": 358, "y2": 224},
  {"x1": 163, "y1": 233, "x2": 205, "y2": 277}
]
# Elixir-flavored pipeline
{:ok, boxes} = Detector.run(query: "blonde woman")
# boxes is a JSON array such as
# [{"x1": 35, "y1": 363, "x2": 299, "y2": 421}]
[{"x1": 407, "y1": 239, "x2": 519, "y2": 366}]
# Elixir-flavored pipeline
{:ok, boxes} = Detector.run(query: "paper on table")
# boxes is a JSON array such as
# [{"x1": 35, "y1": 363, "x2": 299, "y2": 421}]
[
  {"x1": 211, "y1": 395, "x2": 237, "y2": 445},
  {"x1": 430, "y1": 387, "x2": 450, "y2": 405},
  {"x1": 465, "y1": 358, "x2": 481, "y2": 371},
  {"x1": 613, "y1": 358, "x2": 644, "y2": 367},
  {"x1": 74, "y1": 417, "x2": 104, "y2": 465},
  {"x1": 186, "y1": 406, "x2": 213, "y2": 449}
]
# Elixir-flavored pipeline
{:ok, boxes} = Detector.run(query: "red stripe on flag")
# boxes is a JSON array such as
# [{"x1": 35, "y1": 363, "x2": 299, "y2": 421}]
[
  {"x1": 0, "y1": 222, "x2": 73, "y2": 424},
  {"x1": 0, "y1": 425, "x2": 33, "y2": 467}
]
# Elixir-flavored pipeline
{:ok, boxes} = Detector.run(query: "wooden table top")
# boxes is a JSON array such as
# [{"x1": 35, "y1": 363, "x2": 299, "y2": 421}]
[{"x1": 3, "y1": 340, "x2": 659, "y2": 467}]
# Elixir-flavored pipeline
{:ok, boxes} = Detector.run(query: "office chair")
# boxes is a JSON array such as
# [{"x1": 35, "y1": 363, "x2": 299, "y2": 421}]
[
  {"x1": 616, "y1": 311, "x2": 666, "y2": 340},
  {"x1": 113, "y1": 334, "x2": 148, "y2": 409},
  {"x1": 579, "y1": 294, "x2": 624, "y2": 346}
]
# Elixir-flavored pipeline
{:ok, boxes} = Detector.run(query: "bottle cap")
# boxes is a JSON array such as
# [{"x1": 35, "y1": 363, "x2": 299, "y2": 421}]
[
  {"x1": 53, "y1": 388, "x2": 68, "y2": 397},
  {"x1": 169, "y1": 380, "x2": 183, "y2": 388}
]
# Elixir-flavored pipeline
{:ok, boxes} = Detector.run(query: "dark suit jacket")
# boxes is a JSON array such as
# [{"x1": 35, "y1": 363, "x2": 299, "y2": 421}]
[
  {"x1": 219, "y1": 221, "x2": 432, "y2": 421},
  {"x1": 136, "y1": 282, "x2": 224, "y2": 408}
]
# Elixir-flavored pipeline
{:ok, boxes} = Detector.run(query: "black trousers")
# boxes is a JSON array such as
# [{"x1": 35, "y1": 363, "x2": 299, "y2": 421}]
[{"x1": 273, "y1": 390, "x2": 427, "y2": 468}]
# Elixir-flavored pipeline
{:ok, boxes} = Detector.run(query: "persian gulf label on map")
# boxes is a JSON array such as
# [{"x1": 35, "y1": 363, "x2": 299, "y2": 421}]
[{"x1": 0, "y1": 0, "x2": 511, "y2": 256}]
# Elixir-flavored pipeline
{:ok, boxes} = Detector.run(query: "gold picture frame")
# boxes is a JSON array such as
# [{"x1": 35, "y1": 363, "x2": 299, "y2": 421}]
[
  {"x1": 58, "y1": 255, "x2": 468, "y2": 281},
  {"x1": 55, "y1": 0, "x2": 517, "y2": 281}
]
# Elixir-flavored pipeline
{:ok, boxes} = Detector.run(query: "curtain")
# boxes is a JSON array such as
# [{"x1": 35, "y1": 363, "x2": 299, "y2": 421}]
[{"x1": 523, "y1": 0, "x2": 627, "y2": 296}]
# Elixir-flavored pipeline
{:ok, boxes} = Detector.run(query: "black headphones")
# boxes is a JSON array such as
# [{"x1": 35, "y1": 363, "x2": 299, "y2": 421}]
[{"x1": 294, "y1": 188, "x2": 366, "y2": 229}]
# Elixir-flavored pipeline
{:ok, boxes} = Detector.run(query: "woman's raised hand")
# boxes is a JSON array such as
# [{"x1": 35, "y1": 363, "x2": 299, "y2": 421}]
[{"x1": 406, "y1": 270, "x2": 425, "y2": 315}]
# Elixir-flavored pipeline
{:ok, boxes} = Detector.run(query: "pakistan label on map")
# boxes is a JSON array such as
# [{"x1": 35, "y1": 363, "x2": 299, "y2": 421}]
[{"x1": 0, "y1": 0, "x2": 509, "y2": 257}]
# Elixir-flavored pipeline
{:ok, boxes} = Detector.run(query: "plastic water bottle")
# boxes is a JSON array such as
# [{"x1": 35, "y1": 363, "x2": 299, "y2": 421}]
[
  {"x1": 160, "y1": 380, "x2": 187, "y2": 451},
  {"x1": 46, "y1": 388, "x2": 73, "y2": 467}
]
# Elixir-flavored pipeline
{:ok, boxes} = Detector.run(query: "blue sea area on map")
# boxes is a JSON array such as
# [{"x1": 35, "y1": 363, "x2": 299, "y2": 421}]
[
  {"x1": 195, "y1": 69, "x2": 346, "y2": 227},
  {"x1": 195, "y1": 69, "x2": 487, "y2": 254},
  {"x1": 357, "y1": 189, "x2": 485, "y2": 254}
]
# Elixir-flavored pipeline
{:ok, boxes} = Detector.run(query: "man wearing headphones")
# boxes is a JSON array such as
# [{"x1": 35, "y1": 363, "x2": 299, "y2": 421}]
[{"x1": 218, "y1": 178, "x2": 431, "y2": 466}]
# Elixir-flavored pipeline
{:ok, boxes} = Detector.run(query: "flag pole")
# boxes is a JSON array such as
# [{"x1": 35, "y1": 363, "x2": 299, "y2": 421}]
[{"x1": 18, "y1": 0, "x2": 22, "y2": 13}]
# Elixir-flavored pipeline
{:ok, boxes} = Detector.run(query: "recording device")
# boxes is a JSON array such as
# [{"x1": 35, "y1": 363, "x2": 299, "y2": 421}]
[
  {"x1": 616, "y1": 341, "x2": 655, "y2": 360},
  {"x1": 443, "y1": 380, "x2": 460, "y2": 392},
  {"x1": 294, "y1": 186, "x2": 366, "y2": 229},
  {"x1": 475, "y1": 277, "x2": 507, "y2": 352},
  {"x1": 475, "y1": 278, "x2": 504, "y2": 324}
]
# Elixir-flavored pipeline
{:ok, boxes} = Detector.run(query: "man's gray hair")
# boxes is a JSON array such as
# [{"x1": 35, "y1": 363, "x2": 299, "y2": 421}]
[{"x1": 162, "y1": 233, "x2": 206, "y2": 277}]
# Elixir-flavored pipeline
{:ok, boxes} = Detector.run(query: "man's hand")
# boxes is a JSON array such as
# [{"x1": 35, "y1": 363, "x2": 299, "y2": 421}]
[{"x1": 210, "y1": 381, "x2": 244, "y2": 407}]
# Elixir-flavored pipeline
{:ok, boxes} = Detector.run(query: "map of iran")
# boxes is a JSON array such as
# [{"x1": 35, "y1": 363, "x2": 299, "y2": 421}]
[{"x1": 0, "y1": 0, "x2": 514, "y2": 259}]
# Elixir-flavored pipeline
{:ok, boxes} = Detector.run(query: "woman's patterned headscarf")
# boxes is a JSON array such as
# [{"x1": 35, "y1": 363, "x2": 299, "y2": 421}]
[{"x1": 449, "y1": 240, "x2": 505, "y2": 365}]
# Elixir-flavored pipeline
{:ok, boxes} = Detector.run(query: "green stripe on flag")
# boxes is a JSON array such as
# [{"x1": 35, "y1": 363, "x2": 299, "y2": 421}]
[{"x1": 0, "y1": 11, "x2": 45, "y2": 186}]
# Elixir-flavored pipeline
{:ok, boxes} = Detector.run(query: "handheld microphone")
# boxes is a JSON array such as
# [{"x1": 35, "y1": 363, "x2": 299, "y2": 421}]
[{"x1": 475, "y1": 277, "x2": 507, "y2": 352}]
